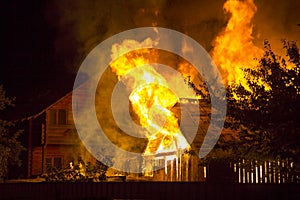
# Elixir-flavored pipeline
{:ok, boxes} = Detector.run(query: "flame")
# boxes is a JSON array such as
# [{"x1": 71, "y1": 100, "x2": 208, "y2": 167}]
[
  {"x1": 110, "y1": 38, "x2": 190, "y2": 159},
  {"x1": 79, "y1": 163, "x2": 85, "y2": 176},
  {"x1": 69, "y1": 162, "x2": 74, "y2": 170},
  {"x1": 211, "y1": 0, "x2": 264, "y2": 88},
  {"x1": 111, "y1": 38, "x2": 159, "y2": 79}
]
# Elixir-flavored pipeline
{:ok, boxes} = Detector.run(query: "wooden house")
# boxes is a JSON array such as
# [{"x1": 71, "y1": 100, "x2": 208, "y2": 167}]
[
  {"x1": 24, "y1": 88, "x2": 213, "y2": 181},
  {"x1": 25, "y1": 92, "x2": 95, "y2": 177},
  {"x1": 23, "y1": 91, "x2": 296, "y2": 183}
]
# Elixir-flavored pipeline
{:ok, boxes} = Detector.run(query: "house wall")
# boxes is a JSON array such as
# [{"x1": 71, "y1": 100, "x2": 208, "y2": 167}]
[
  {"x1": 29, "y1": 94, "x2": 210, "y2": 181},
  {"x1": 30, "y1": 93, "x2": 96, "y2": 176},
  {"x1": 44, "y1": 93, "x2": 96, "y2": 172},
  {"x1": 31, "y1": 147, "x2": 43, "y2": 175},
  {"x1": 45, "y1": 93, "x2": 78, "y2": 145}
]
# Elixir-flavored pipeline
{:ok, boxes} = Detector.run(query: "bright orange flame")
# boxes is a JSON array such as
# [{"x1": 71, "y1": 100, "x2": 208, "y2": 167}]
[
  {"x1": 212, "y1": 0, "x2": 264, "y2": 88},
  {"x1": 110, "y1": 38, "x2": 190, "y2": 158}
]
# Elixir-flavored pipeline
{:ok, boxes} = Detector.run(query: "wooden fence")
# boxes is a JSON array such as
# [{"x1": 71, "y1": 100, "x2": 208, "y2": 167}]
[
  {"x1": 1, "y1": 182, "x2": 299, "y2": 200},
  {"x1": 231, "y1": 159, "x2": 298, "y2": 184}
]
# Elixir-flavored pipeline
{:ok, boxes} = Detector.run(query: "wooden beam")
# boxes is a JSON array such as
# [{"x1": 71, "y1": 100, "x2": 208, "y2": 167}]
[{"x1": 27, "y1": 118, "x2": 33, "y2": 178}]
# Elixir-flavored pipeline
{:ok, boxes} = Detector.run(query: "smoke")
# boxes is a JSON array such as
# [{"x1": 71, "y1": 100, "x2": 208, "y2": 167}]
[
  {"x1": 253, "y1": 0, "x2": 300, "y2": 52},
  {"x1": 45, "y1": 0, "x2": 299, "y2": 75},
  {"x1": 46, "y1": 0, "x2": 299, "y2": 168},
  {"x1": 44, "y1": 0, "x2": 225, "y2": 74}
]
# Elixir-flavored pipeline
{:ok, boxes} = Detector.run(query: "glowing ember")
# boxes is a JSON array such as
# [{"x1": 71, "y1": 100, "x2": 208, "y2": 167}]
[{"x1": 69, "y1": 162, "x2": 74, "y2": 170}]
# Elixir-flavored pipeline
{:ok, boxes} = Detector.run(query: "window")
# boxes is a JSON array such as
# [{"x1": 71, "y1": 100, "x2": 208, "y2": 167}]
[
  {"x1": 58, "y1": 109, "x2": 67, "y2": 124},
  {"x1": 48, "y1": 109, "x2": 67, "y2": 125},
  {"x1": 54, "y1": 157, "x2": 62, "y2": 170},
  {"x1": 49, "y1": 110, "x2": 56, "y2": 125},
  {"x1": 45, "y1": 158, "x2": 52, "y2": 172},
  {"x1": 45, "y1": 157, "x2": 63, "y2": 171}
]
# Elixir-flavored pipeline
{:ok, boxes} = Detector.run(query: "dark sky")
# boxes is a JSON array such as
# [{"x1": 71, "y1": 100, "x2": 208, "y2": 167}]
[
  {"x1": 3, "y1": 1, "x2": 72, "y2": 118},
  {"x1": 2, "y1": 0, "x2": 300, "y2": 119}
]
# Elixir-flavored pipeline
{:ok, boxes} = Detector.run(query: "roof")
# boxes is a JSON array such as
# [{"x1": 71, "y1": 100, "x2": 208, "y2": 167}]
[{"x1": 21, "y1": 91, "x2": 73, "y2": 121}]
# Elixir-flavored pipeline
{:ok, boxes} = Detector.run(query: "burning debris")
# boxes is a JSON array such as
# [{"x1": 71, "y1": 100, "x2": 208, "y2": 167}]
[{"x1": 42, "y1": 160, "x2": 108, "y2": 182}]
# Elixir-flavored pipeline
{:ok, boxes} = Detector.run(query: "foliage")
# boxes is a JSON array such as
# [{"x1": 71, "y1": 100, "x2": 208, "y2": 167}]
[
  {"x1": 220, "y1": 40, "x2": 300, "y2": 161},
  {"x1": 0, "y1": 85, "x2": 25, "y2": 182},
  {"x1": 42, "y1": 159, "x2": 109, "y2": 182}
]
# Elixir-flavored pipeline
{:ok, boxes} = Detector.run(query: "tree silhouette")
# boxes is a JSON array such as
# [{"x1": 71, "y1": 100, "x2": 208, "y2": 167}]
[
  {"x1": 0, "y1": 85, "x2": 25, "y2": 182},
  {"x1": 220, "y1": 40, "x2": 300, "y2": 162}
]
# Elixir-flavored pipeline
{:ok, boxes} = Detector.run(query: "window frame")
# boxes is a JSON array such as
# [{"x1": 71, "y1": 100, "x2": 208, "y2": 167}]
[
  {"x1": 48, "y1": 109, "x2": 68, "y2": 125},
  {"x1": 45, "y1": 156, "x2": 63, "y2": 171}
]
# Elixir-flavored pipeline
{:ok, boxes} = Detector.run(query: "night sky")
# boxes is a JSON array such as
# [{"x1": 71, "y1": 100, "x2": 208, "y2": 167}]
[{"x1": 2, "y1": 0, "x2": 300, "y2": 119}]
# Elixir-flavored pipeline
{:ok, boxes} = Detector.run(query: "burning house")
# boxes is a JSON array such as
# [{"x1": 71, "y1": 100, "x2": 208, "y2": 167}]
[
  {"x1": 139, "y1": 98, "x2": 211, "y2": 181},
  {"x1": 24, "y1": 92, "x2": 96, "y2": 177},
  {"x1": 10, "y1": 0, "x2": 299, "y2": 185},
  {"x1": 22, "y1": 75, "x2": 298, "y2": 183},
  {"x1": 23, "y1": 87, "x2": 212, "y2": 181}
]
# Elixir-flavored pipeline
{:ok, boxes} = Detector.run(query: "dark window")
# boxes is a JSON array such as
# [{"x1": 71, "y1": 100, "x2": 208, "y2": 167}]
[
  {"x1": 49, "y1": 109, "x2": 67, "y2": 125},
  {"x1": 45, "y1": 157, "x2": 63, "y2": 171},
  {"x1": 54, "y1": 157, "x2": 62, "y2": 170},
  {"x1": 49, "y1": 110, "x2": 56, "y2": 125},
  {"x1": 58, "y1": 109, "x2": 67, "y2": 124},
  {"x1": 45, "y1": 158, "x2": 52, "y2": 172}
]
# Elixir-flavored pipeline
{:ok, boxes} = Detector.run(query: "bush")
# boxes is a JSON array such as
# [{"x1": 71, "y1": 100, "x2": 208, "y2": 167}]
[{"x1": 42, "y1": 160, "x2": 108, "y2": 182}]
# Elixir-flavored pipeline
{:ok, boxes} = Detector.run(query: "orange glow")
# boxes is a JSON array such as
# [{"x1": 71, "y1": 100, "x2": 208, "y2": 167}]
[
  {"x1": 110, "y1": 38, "x2": 190, "y2": 159},
  {"x1": 212, "y1": 0, "x2": 264, "y2": 89}
]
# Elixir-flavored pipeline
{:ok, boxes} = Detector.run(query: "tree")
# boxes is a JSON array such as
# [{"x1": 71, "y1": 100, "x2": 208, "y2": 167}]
[
  {"x1": 220, "y1": 40, "x2": 300, "y2": 162},
  {"x1": 0, "y1": 85, "x2": 25, "y2": 182}
]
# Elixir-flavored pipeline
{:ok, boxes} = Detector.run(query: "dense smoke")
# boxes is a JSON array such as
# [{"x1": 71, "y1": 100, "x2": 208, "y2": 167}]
[
  {"x1": 45, "y1": 0, "x2": 300, "y2": 166},
  {"x1": 45, "y1": 0, "x2": 299, "y2": 74}
]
